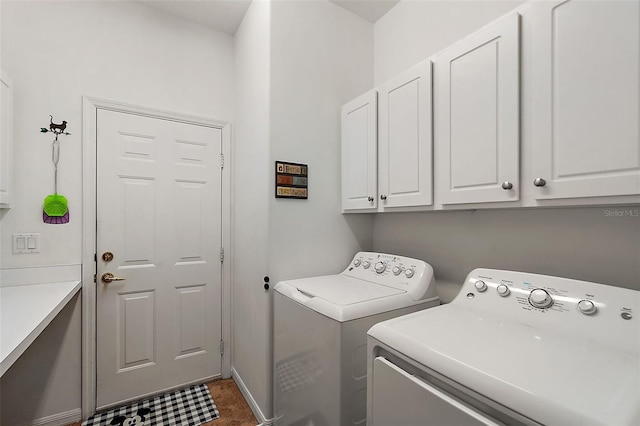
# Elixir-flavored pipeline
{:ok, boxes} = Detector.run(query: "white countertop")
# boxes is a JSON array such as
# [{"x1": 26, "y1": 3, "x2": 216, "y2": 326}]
[{"x1": 0, "y1": 280, "x2": 81, "y2": 377}]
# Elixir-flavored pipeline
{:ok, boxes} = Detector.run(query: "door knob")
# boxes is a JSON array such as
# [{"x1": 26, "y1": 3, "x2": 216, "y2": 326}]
[
  {"x1": 501, "y1": 181, "x2": 513, "y2": 190},
  {"x1": 101, "y1": 272, "x2": 125, "y2": 283},
  {"x1": 102, "y1": 251, "x2": 114, "y2": 262},
  {"x1": 368, "y1": 196, "x2": 374, "y2": 202},
  {"x1": 380, "y1": 195, "x2": 387, "y2": 201}
]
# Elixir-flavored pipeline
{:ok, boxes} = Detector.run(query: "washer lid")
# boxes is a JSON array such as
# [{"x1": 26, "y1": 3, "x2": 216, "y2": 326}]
[
  {"x1": 275, "y1": 275, "x2": 426, "y2": 322},
  {"x1": 293, "y1": 275, "x2": 404, "y2": 304}
]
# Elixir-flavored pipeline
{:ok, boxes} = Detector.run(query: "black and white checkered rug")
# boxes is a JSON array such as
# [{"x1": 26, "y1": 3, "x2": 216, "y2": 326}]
[{"x1": 82, "y1": 383, "x2": 219, "y2": 426}]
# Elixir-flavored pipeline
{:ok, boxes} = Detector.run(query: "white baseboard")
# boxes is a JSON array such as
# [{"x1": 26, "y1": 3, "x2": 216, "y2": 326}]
[
  {"x1": 231, "y1": 367, "x2": 274, "y2": 426},
  {"x1": 29, "y1": 408, "x2": 82, "y2": 426}
]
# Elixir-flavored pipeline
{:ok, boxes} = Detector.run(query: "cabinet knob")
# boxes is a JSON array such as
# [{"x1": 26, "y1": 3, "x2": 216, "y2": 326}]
[
  {"x1": 367, "y1": 196, "x2": 374, "y2": 202},
  {"x1": 534, "y1": 178, "x2": 547, "y2": 187},
  {"x1": 501, "y1": 181, "x2": 513, "y2": 190},
  {"x1": 380, "y1": 195, "x2": 387, "y2": 201}
]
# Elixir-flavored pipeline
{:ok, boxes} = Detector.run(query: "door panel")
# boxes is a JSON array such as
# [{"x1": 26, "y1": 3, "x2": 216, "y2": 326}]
[
  {"x1": 378, "y1": 60, "x2": 433, "y2": 208},
  {"x1": 96, "y1": 109, "x2": 222, "y2": 409},
  {"x1": 119, "y1": 291, "x2": 155, "y2": 370},
  {"x1": 371, "y1": 357, "x2": 501, "y2": 426},
  {"x1": 531, "y1": 0, "x2": 640, "y2": 199},
  {"x1": 341, "y1": 90, "x2": 378, "y2": 211},
  {"x1": 436, "y1": 13, "x2": 520, "y2": 204}
]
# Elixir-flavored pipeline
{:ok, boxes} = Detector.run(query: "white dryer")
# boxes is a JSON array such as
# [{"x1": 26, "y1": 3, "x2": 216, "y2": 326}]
[
  {"x1": 274, "y1": 252, "x2": 440, "y2": 426},
  {"x1": 368, "y1": 268, "x2": 640, "y2": 425}
]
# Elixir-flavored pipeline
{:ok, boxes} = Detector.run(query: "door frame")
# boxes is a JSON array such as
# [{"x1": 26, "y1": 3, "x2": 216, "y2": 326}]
[{"x1": 81, "y1": 96, "x2": 232, "y2": 417}]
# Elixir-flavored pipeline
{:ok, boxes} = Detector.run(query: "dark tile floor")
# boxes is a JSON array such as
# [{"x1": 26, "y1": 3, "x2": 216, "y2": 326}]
[{"x1": 67, "y1": 378, "x2": 258, "y2": 426}]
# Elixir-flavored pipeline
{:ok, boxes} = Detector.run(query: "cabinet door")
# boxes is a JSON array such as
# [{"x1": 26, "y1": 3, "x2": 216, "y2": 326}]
[
  {"x1": 436, "y1": 13, "x2": 520, "y2": 205},
  {"x1": 531, "y1": 0, "x2": 640, "y2": 199},
  {"x1": 0, "y1": 70, "x2": 13, "y2": 208},
  {"x1": 378, "y1": 60, "x2": 433, "y2": 208},
  {"x1": 341, "y1": 90, "x2": 377, "y2": 211}
]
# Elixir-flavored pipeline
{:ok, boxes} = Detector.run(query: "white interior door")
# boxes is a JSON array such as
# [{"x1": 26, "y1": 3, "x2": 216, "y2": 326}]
[{"x1": 96, "y1": 109, "x2": 223, "y2": 409}]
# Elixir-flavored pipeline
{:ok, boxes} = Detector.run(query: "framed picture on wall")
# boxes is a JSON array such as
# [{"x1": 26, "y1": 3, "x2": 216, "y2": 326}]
[{"x1": 275, "y1": 161, "x2": 308, "y2": 199}]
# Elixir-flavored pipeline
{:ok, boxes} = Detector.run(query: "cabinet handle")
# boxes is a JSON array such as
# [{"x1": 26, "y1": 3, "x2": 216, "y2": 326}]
[
  {"x1": 380, "y1": 195, "x2": 387, "y2": 201},
  {"x1": 501, "y1": 181, "x2": 513, "y2": 190},
  {"x1": 367, "y1": 196, "x2": 374, "y2": 202},
  {"x1": 533, "y1": 178, "x2": 547, "y2": 187}
]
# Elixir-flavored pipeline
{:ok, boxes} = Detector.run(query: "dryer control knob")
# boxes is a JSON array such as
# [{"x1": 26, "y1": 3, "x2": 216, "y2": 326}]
[
  {"x1": 496, "y1": 284, "x2": 510, "y2": 297},
  {"x1": 375, "y1": 262, "x2": 386, "y2": 274},
  {"x1": 353, "y1": 259, "x2": 361, "y2": 267},
  {"x1": 392, "y1": 266, "x2": 402, "y2": 276},
  {"x1": 578, "y1": 299, "x2": 597, "y2": 315},
  {"x1": 529, "y1": 289, "x2": 554, "y2": 309},
  {"x1": 404, "y1": 268, "x2": 415, "y2": 278},
  {"x1": 362, "y1": 261, "x2": 371, "y2": 269},
  {"x1": 474, "y1": 280, "x2": 487, "y2": 292}
]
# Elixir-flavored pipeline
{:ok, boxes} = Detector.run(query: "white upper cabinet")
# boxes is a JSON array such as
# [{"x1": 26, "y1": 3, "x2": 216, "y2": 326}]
[
  {"x1": 378, "y1": 60, "x2": 433, "y2": 209},
  {"x1": 531, "y1": 0, "x2": 640, "y2": 200},
  {"x1": 0, "y1": 70, "x2": 13, "y2": 208},
  {"x1": 341, "y1": 90, "x2": 377, "y2": 211},
  {"x1": 436, "y1": 13, "x2": 520, "y2": 205}
]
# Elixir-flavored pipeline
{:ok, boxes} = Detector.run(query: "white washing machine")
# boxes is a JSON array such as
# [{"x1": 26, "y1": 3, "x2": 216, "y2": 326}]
[
  {"x1": 368, "y1": 268, "x2": 640, "y2": 425},
  {"x1": 274, "y1": 251, "x2": 440, "y2": 426}
]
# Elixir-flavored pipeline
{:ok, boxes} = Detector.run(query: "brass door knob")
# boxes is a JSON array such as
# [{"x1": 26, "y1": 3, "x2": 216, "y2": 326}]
[
  {"x1": 102, "y1": 252, "x2": 114, "y2": 262},
  {"x1": 101, "y1": 272, "x2": 125, "y2": 283}
]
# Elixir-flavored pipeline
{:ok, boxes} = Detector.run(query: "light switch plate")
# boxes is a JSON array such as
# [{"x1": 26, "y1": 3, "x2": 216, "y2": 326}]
[{"x1": 12, "y1": 233, "x2": 40, "y2": 254}]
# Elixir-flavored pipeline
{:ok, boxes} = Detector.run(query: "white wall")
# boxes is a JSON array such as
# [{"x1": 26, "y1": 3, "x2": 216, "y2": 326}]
[
  {"x1": 268, "y1": 1, "x2": 374, "y2": 284},
  {"x1": 372, "y1": 1, "x2": 640, "y2": 296},
  {"x1": 232, "y1": 0, "x2": 273, "y2": 420},
  {"x1": 1, "y1": 2, "x2": 234, "y2": 423},
  {"x1": 232, "y1": 0, "x2": 374, "y2": 421}
]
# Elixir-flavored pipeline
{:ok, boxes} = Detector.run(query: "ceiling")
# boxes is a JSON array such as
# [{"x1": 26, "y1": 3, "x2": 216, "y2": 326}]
[{"x1": 137, "y1": 0, "x2": 400, "y2": 35}]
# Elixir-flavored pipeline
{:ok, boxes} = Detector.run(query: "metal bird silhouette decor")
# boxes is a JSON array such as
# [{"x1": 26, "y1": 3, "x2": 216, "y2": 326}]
[{"x1": 41, "y1": 115, "x2": 70, "y2": 224}]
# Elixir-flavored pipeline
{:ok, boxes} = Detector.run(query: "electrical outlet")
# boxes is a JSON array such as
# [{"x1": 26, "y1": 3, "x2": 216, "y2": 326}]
[{"x1": 12, "y1": 233, "x2": 40, "y2": 254}]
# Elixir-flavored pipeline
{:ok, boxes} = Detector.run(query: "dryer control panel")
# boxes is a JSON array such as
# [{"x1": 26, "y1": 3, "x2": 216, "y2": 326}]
[
  {"x1": 343, "y1": 252, "x2": 437, "y2": 301},
  {"x1": 456, "y1": 268, "x2": 639, "y2": 353}
]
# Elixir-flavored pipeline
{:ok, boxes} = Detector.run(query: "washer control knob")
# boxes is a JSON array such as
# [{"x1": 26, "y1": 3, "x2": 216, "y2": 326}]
[
  {"x1": 392, "y1": 266, "x2": 402, "y2": 276},
  {"x1": 474, "y1": 280, "x2": 487, "y2": 292},
  {"x1": 404, "y1": 268, "x2": 415, "y2": 278},
  {"x1": 353, "y1": 259, "x2": 361, "y2": 267},
  {"x1": 577, "y1": 299, "x2": 597, "y2": 315},
  {"x1": 496, "y1": 284, "x2": 510, "y2": 297},
  {"x1": 375, "y1": 262, "x2": 386, "y2": 274},
  {"x1": 529, "y1": 289, "x2": 554, "y2": 309},
  {"x1": 362, "y1": 261, "x2": 371, "y2": 269}
]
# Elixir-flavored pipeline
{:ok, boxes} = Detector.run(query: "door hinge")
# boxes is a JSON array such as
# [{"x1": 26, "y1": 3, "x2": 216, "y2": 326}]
[
  {"x1": 220, "y1": 247, "x2": 224, "y2": 263},
  {"x1": 220, "y1": 153, "x2": 224, "y2": 169},
  {"x1": 220, "y1": 340, "x2": 224, "y2": 355},
  {"x1": 93, "y1": 274, "x2": 97, "y2": 283}
]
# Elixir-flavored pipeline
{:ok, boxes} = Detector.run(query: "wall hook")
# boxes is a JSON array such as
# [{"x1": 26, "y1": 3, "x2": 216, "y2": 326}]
[{"x1": 40, "y1": 115, "x2": 71, "y2": 136}]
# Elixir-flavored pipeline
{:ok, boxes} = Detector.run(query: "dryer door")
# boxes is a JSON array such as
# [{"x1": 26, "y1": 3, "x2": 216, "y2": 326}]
[{"x1": 371, "y1": 357, "x2": 504, "y2": 426}]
